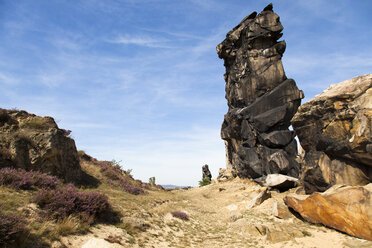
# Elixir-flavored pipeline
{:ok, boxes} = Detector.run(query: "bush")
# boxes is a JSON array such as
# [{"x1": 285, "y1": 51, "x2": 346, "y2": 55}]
[
  {"x1": 100, "y1": 160, "x2": 145, "y2": 195},
  {"x1": 34, "y1": 184, "x2": 118, "y2": 222},
  {"x1": 198, "y1": 177, "x2": 211, "y2": 186},
  {"x1": 171, "y1": 211, "x2": 189, "y2": 221},
  {"x1": 107, "y1": 178, "x2": 145, "y2": 195},
  {"x1": 0, "y1": 210, "x2": 27, "y2": 247},
  {"x1": 0, "y1": 168, "x2": 60, "y2": 190},
  {"x1": 149, "y1": 177, "x2": 155, "y2": 185},
  {"x1": 100, "y1": 160, "x2": 123, "y2": 181}
]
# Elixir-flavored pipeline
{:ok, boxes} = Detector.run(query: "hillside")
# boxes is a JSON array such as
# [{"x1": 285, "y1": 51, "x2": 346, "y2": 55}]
[{"x1": 2, "y1": 154, "x2": 372, "y2": 247}]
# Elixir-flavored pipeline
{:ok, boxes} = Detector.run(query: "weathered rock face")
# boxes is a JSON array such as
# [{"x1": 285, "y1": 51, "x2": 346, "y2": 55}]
[
  {"x1": 0, "y1": 108, "x2": 81, "y2": 183},
  {"x1": 217, "y1": 4, "x2": 303, "y2": 180},
  {"x1": 292, "y1": 74, "x2": 372, "y2": 193},
  {"x1": 284, "y1": 184, "x2": 372, "y2": 241},
  {"x1": 202, "y1": 164, "x2": 212, "y2": 180}
]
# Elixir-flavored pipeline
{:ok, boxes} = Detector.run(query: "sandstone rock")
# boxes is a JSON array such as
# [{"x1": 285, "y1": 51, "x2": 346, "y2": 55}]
[
  {"x1": 284, "y1": 184, "x2": 372, "y2": 241},
  {"x1": 217, "y1": 4, "x2": 303, "y2": 180},
  {"x1": 265, "y1": 173, "x2": 298, "y2": 191},
  {"x1": 272, "y1": 201, "x2": 292, "y2": 219},
  {"x1": 246, "y1": 187, "x2": 271, "y2": 209},
  {"x1": 81, "y1": 238, "x2": 123, "y2": 248},
  {"x1": 255, "y1": 224, "x2": 268, "y2": 235},
  {"x1": 228, "y1": 212, "x2": 243, "y2": 222},
  {"x1": 343, "y1": 239, "x2": 372, "y2": 248},
  {"x1": 266, "y1": 229, "x2": 293, "y2": 243},
  {"x1": 0, "y1": 109, "x2": 81, "y2": 183},
  {"x1": 202, "y1": 164, "x2": 212, "y2": 181},
  {"x1": 292, "y1": 74, "x2": 372, "y2": 192}
]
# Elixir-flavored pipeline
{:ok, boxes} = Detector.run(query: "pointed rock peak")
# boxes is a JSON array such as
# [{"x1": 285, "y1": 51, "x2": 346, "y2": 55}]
[
  {"x1": 246, "y1": 11, "x2": 257, "y2": 20},
  {"x1": 263, "y1": 3, "x2": 273, "y2": 12}
]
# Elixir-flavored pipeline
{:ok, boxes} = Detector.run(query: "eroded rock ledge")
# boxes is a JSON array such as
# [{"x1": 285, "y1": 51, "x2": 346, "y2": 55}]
[
  {"x1": 217, "y1": 4, "x2": 303, "y2": 179},
  {"x1": 292, "y1": 74, "x2": 372, "y2": 193},
  {"x1": 0, "y1": 108, "x2": 82, "y2": 183}
]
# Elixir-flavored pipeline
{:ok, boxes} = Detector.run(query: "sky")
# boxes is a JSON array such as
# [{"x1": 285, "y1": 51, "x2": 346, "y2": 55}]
[{"x1": 0, "y1": 0, "x2": 371, "y2": 186}]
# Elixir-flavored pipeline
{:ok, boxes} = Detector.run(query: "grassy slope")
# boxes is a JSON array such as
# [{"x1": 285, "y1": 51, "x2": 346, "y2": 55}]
[{"x1": 1, "y1": 156, "x2": 372, "y2": 248}]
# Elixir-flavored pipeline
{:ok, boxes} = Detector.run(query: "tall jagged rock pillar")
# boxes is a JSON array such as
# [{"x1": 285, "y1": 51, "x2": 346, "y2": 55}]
[{"x1": 217, "y1": 4, "x2": 304, "y2": 179}]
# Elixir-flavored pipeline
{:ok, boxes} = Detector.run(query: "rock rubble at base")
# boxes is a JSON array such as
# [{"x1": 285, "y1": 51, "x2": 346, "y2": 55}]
[{"x1": 217, "y1": 4, "x2": 303, "y2": 180}]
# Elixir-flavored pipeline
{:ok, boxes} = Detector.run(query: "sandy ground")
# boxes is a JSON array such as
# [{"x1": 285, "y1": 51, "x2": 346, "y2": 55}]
[{"x1": 57, "y1": 179, "x2": 372, "y2": 248}]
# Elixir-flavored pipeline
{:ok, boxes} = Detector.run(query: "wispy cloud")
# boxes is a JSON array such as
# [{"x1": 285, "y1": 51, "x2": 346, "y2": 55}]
[
  {"x1": 107, "y1": 35, "x2": 173, "y2": 48},
  {"x1": 0, "y1": 72, "x2": 19, "y2": 85}
]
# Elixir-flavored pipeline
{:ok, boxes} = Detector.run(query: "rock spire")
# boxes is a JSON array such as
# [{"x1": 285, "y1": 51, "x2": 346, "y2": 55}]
[{"x1": 217, "y1": 4, "x2": 303, "y2": 179}]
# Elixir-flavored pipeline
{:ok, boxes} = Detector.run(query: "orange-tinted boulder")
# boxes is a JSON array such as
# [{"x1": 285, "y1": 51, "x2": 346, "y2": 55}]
[{"x1": 284, "y1": 184, "x2": 372, "y2": 241}]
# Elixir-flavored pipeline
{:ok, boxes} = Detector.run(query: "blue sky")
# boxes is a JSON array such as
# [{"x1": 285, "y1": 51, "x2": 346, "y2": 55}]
[{"x1": 0, "y1": 0, "x2": 371, "y2": 186}]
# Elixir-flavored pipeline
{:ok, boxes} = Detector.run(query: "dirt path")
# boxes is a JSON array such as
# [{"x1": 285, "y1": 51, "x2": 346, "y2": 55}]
[{"x1": 58, "y1": 179, "x2": 372, "y2": 248}]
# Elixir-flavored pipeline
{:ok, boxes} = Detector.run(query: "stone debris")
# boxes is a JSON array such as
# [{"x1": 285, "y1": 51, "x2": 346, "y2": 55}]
[
  {"x1": 272, "y1": 201, "x2": 292, "y2": 219},
  {"x1": 246, "y1": 187, "x2": 271, "y2": 209}
]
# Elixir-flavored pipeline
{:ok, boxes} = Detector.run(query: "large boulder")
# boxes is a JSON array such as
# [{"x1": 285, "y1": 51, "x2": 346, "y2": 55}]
[
  {"x1": 284, "y1": 184, "x2": 372, "y2": 241},
  {"x1": 217, "y1": 4, "x2": 303, "y2": 180},
  {"x1": 292, "y1": 74, "x2": 372, "y2": 193},
  {"x1": 0, "y1": 108, "x2": 82, "y2": 183}
]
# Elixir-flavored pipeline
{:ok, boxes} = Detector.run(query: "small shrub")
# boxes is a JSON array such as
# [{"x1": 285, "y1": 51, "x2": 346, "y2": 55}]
[
  {"x1": 54, "y1": 216, "x2": 80, "y2": 236},
  {"x1": 100, "y1": 161, "x2": 123, "y2": 181},
  {"x1": 125, "y1": 169, "x2": 133, "y2": 177},
  {"x1": 107, "y1": 178, "x2": 145, "y2": 195},
  {"x1": 171, "y1": 211, "x2": 189, "y2": 221},
  {"x1": 100, "y1": 160, "x2": 145, "y2": 195},
  {"x1": 198, "y1": 177, "x2": 211, "y2": 186},
  {"x1": 34, "y1": 184, "x2": 118, "y2": 223},
  {"x1": 149, "y1": 177, "x2": 155, "y2": 185},
  {"x1": 0, "y1": 168, "x2": 60, "y2": 190},
  {"x1": 0, "y1": 210, "x2": 27, "y2": 247}
]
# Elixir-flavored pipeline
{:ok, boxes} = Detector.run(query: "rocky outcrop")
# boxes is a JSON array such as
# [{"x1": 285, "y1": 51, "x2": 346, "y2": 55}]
[
  {"x1": 0, "y1": 108, "x2": 81, "y2": 183},
  {"x1": 217, "y1": 4, "x2": 303, "y2": 180},
  {"x1": 202, "y1": 164, "x2": 212, "y2": 181},
  {"x1": 284, "y1": 184, "x2": 372, "y2": 241},
  {"x1": 292, "y1": 74, "x2": 372, "y2": 193}
]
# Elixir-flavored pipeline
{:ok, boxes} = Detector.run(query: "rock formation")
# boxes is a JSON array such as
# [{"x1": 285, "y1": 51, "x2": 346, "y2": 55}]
[
  {"x1": 292, "y1": 74, "x2": 372, "y2": 193},
  {"x1": 202, "y1": 164, "x2": 212, "y2": 181},
  {"x1": 217, "y1": 4, "x2": 303, "y2": 180},
  {"x1": 284, "y1": 184, "x2": 372, "y2": 241},
  {"x1": 0, "y1": 108, "x2": 82, "y2": 183}
]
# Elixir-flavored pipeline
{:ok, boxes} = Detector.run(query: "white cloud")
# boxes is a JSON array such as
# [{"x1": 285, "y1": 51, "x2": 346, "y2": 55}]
[
  {"x1": 108, "y1": 35, "x2": 173, "y2": 48},
  {"x1": 0, "y1": 72, "x2": 19, "y2": 85}
]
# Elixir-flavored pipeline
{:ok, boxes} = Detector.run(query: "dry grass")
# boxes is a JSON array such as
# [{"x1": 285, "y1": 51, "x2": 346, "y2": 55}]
[
  {"x1": 1, "y1": 157, "x2": 366, "y2": 248},
  {"x1": 20, "y1": 117, "x2": 48, "y2": 130}
]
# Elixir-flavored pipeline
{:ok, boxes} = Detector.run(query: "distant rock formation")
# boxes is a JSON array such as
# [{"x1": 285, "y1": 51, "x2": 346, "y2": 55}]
[
  {"x1": 284, "y1": 184, "x2": 372, "y2": 241},
  {"x1": 217, "y1": 4, "x2": 303, "y2": 180},
  {"x1": 202, "y1": 164, "x2": 212, "y2": 181},
  {"x1": 292, "y1": 74, "x2": 372, "y2": 193},
  {"x1": 0, "y1": 108, "x2": 82, "y2": 183}
]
